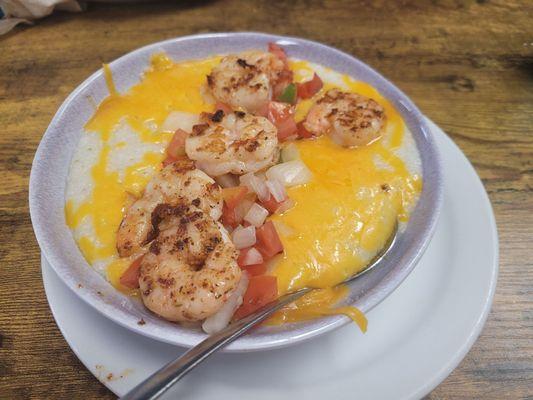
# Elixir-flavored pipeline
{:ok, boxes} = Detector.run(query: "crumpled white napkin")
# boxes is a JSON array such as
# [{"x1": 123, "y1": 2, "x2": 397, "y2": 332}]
[{"x1": 0, "y1": 0, "x2": 82, "y2": 34}]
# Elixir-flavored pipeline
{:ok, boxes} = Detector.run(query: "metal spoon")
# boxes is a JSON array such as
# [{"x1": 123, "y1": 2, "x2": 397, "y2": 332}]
[{"x1": 121, "y1": 221, "x2": 398, "y2": 400}]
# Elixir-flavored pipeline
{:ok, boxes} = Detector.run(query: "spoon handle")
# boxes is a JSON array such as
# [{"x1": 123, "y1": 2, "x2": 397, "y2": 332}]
[
  {"x1": 121, "y1": 222, "x2": 398, "y2": 400},
  {"x1": 120, "y1": 288, "x2": 311, "y2": 400}
]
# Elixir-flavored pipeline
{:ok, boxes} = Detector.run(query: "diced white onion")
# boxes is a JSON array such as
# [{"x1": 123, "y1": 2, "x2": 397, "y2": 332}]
[
  {"x1": 239, "y1": 173, "x2": 270, "y2": 201},
  {"x1": 215, "y1": 174, "x2": 239, "y2": 188},
  {"x1": 272, "y1": 220, "x2": 294, "y2": 237},
  {"x1": 264, "y1": 254, "x2": 282, "y2": 275},
  {"x1": 160, "y1": 111, "x2": 199, "y2": 133},
  {"x1": 231, "y1": 225, "x2": 256, "y2": 249},
  {"x1": 266, "y1": 160, "x2": 312, "y2": 187},
  {"x1": 239, "y1": 172, "x2": 255, "y2": 188},
  {"x1": 265, "y1": 179, "x2": 287, "y2": 202},
  {"x1": 240, "y1": 247, "x2": 264, "y2": 266},
  {"x1": 144, "y1": 119, "x2": 158, "y2": 132},
  {"x1": 281, "y1": 143, "x2": 300, "y2": 162},
  {"x1": 202, "y1": 272, "x2": 249, "y2": 334},
  {"x1": 234, "y1": 198, "x2": 255, "y2": 223},
  {"x1": 275, "y1": 198, "x2": 295, "y2": 215},
  {"x1": 244, "y1": 203, "x2": 269, "y2": 227}
]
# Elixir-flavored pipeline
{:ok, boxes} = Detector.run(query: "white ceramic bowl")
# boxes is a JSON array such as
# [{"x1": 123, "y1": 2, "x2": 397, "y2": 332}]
[{"x1": 30, "y1": 32, "x2": 443, "y2": 352}]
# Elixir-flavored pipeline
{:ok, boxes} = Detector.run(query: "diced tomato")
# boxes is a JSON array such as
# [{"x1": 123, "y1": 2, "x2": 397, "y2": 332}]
[
  {"x1": 260, "y1": 194, "x2": 284, "y2": 214},
  {"x1": 162, "y1": 154, "x2": 189, "y2": 167},
  {"x1": 296, "y1": 73, "x2": 324, "y2": 99},
  {"x1": 268, "y1": 42, "x2": 288, "y2": 66},
  {"x1": 215, "y1": 102, "x2": 232, "y2": 114},
  {"x1": 233, "y1": 275, "x2": 278, "y2": 319},
  {"x1": 267, "y1": 101, "x2": 292, "y2": 122},
  {"x1": 166, "y1": 129, "x2": 188, "y2": 159},
  {"x1": 276, "y1": 117, "x2": 298, "y2": 141},
  {"x1": 119, "y1": 255, "x2": 144, "y2": 289},
  {"x1": 221, "y1": 186, "x2": 248, "y2": 210},
  {"x1": 243, "y1": 263, "x2": 267, "y2": 276},
  {"x1": 266, "y1": 101, "x2": 297, "y2": 141},
  {"x1": 257, "y1": 102, "x2": 270, "y2": 118},
  {"x1": 255, "y1": 221, "x2": 284, "y2": 258},
  {"x1": 279, "y1": 69, "x2": 294, "y2": 83},
  {"x1": 221, "y1": 203, "x2": 238, "y2": 229},
  {"x1": 297, "y1": 120, "x2": 314, "y2": 139},
  {"x1": 222, "y1": 189, "x2": 256, "y2": 229},
  {"x1": 162, "y1": 155, "x2": 177, "y2": 167}
]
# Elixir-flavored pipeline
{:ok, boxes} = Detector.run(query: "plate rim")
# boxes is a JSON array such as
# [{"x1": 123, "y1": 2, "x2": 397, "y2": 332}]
[
  {"x1": 41, "y1": 118, "x2": 499, "y2": 399},
  {"x1": 402, "y1": 119, "x2": 499, "y2": 399},
  {"x1": 30, "y1": 32, "x2": 444, "y2": 351}
]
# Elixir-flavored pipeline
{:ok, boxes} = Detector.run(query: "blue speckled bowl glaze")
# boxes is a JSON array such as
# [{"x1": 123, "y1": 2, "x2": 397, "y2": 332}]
[{"x1": 30, "y1": 33, "x2": 443, "y2": 352}]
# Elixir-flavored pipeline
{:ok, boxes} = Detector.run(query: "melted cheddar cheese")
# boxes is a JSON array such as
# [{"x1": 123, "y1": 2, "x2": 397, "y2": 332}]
[
  {"x1": 65, "y1": 54, "x2": 421, "y2": 326},
  {"x1": 66, "y1": 54, "x2": 219, "y2": 288},
  {"x1": 268, "y1": 62, "x2": 421, "y2": 326},
  {"x1": 267, "y1": 286, "x2": 368, "y2": 332}
]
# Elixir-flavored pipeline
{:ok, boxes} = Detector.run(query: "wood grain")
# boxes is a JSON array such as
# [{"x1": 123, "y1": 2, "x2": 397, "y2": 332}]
[{"x1": 1, "y1": 0, "x2": 532, "y2": 398}]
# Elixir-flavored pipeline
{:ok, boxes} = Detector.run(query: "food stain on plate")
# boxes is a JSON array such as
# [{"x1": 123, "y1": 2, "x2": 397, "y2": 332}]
[{"x1": 95, "y1": 364, "x2": 134, "y2": 383}]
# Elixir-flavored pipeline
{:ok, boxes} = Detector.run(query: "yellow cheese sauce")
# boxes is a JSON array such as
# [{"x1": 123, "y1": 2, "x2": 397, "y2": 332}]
[
  {"x1": 66, "y1": 54, "x2": 220, "y2": 283},
  {"x1": 65, "y1": 54, "x2": 421, "y2": 329},
  {"x1": 267, "y1": 286, "x2": 368, "y2": 332},
  {"x1": 271, "y1": 135, "x2": 418, "y2": 292},
  {"x1": 106, "y1": 258, "x2": 138, "y2": 296},
  {"x1": 263, "y1": 61, "x2": 421, "y2": 328},
  {"x1": 87, "y1": 56, "x2": 221, "y2": 142}
]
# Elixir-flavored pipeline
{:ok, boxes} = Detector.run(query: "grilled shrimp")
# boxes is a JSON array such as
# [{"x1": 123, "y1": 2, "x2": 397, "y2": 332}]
[
  {"x1": 116, "y1": 159, "x2": 222, "y2": 257},
  {"x1": 139, "y1": 204, "x2": 241, "y2": 322},
  {"x1": 207, "y1": 51, "x2": 286, "y2": 114},
  {"x1": 303, "y1": 89, "x2": 386, "y2": 147},
  {"x1": 185, "y1": 110, "x2": 279, "y2": 177}
]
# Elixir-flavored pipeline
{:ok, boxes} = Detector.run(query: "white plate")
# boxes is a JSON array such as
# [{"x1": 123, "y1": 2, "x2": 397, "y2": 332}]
[
  {"x1": 42, "y1": 119, "x2": 498, "y2": 399},
  {"x1": 31, "y1": 33, "x2": 442, "y2": 351}
]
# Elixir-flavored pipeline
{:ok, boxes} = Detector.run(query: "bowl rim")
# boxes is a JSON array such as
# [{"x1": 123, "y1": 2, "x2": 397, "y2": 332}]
[{"x1": 30, "y1": 32, "x2": 443, "y2": 352}]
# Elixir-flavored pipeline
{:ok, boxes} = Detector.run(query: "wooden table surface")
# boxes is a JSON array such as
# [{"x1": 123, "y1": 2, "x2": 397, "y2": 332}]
[{"x1": 1, "y1": 0, "x2": 532, "y2": 398}]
